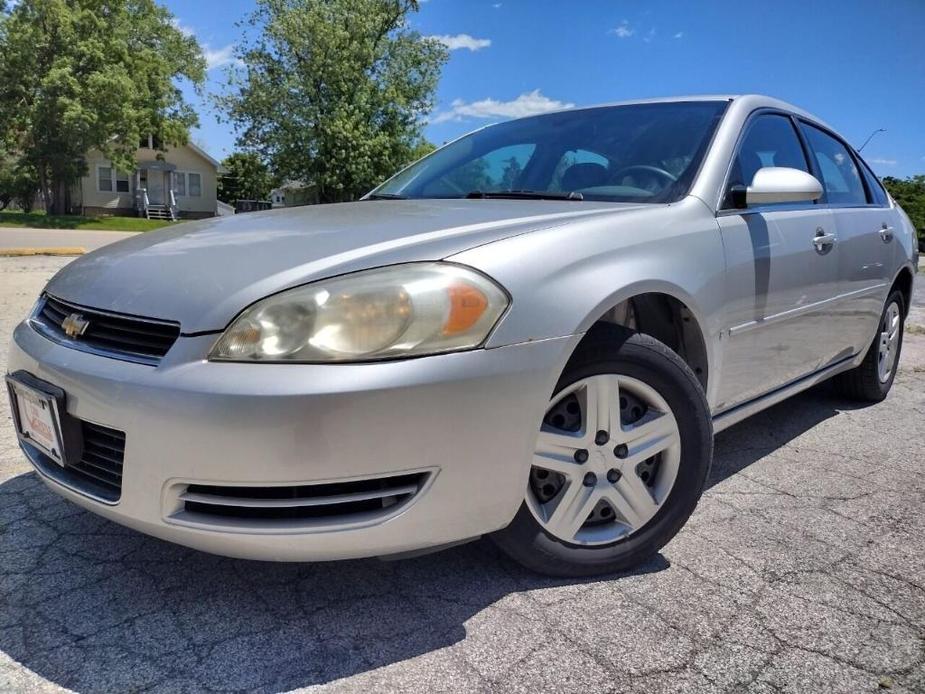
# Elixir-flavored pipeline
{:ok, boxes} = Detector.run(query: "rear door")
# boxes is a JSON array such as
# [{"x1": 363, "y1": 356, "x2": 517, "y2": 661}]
[
  {"x1": 715, "y1": 112, "x2": 839, "y2": 411},
  {"x1": 799, "y1": 121, "x2": 894, "y2": 355}
]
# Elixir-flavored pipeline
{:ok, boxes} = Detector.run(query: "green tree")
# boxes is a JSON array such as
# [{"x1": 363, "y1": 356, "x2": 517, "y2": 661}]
[
  {"x1": 0, "y1": 150, "x2": 39, "y2": 212},
  {"x1": 0, "y1": 0, "x2": 206, "y2": 214},
  {"x1": 882, "y1": 175, "x2": 925, "y2": 230},
  {"x1": 218, "y1": 0, "x2": 448, "y2": 203},
  {"x1": 218, "y1": 152, "x2": 277, "y2": 204}
]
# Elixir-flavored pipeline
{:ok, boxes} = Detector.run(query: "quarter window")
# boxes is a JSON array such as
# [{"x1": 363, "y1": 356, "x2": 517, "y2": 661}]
[
  {"x1": 725, "y1": 114, "x2": 810, "y2": 208},
  {"x1": 800, "y1": 123, "x2": 867, "y2": 206}
]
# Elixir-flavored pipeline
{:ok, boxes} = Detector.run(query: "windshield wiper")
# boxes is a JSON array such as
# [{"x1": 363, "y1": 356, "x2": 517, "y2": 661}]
[
  {"x1": 465, "y1": 189, "x2": 584, "y2": 201},
  {"x1": 365, "y1": 192, "x2": 408, "y2": 200}
]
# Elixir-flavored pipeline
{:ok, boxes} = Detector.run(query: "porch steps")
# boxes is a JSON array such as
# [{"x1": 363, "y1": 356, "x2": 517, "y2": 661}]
[{"x1": 146, "y1": 205, "x2": 175, "y2": 221}]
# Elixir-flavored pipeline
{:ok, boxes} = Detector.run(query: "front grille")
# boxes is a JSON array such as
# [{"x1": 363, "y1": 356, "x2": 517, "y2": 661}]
[
  {"x1": 34, "y1": 295, "x2": 180, "y2": 365},
  {"x1": 175, "y1": 473, "x2": 429, "y2": 526},
  {"x1": 26, "y1": 420, "x2": 125, "y2": 502}
]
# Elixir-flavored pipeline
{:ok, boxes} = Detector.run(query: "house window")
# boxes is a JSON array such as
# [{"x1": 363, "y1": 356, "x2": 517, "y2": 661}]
[
  {"x1": 98, "y1": 166, "x2": 131, "y2": 193},
  {"x1": 98, "y1": 167, "x2": 113, "y2": 192},
  {"x1": 174, "y1": 172, "x2": 201, "y2": 197}
]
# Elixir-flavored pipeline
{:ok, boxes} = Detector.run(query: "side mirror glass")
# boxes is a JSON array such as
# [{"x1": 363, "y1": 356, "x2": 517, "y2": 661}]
[{"x1": 729, "y1": 167, "x2": 824, "y2": 209}]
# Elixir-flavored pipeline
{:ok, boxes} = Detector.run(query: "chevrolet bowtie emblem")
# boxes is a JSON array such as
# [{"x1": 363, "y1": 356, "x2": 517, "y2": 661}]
[{"x1": 61, "y1": 312, "x2": 90, "y2": 338}]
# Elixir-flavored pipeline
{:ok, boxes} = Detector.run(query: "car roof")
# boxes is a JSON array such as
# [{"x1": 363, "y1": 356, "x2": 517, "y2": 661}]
[{"x1": 537, "y1": 94, "x2": 838, "y2": 136}]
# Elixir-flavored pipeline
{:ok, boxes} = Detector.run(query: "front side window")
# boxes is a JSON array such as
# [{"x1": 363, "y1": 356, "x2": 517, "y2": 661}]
[
  {"x1": 188, "y1": 173, "x2": 202, "y2": 197},
  {"x1": 115, "y1": 170, "x2": 130, "y2": 193},
  {"x1": 725, "y1": 114, "x2": 810, "y2": 208},
  {"x1": 800, "y1": 123, "x2": 867, "y2": 206},
  {"x1": 373, "y1": 101, "x2": 729, "y2": 203}
]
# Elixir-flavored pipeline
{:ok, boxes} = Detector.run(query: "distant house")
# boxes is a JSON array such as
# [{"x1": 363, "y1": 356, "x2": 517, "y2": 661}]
[
  {"x1": 74, "y1": 137, "x2": 224, "y2": 220},
  {"x1": 269, "y1": 180, "x2": 318, "y2": 208}
]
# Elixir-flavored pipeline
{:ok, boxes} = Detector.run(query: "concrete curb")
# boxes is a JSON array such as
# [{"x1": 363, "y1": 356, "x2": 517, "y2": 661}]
[{"x1": 0, "y1": 247, "x2": 85, "y2": 257}]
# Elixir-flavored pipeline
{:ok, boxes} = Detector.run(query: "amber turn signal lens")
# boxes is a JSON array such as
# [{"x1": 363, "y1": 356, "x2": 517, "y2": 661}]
[{"x1": 443, "y1": 284, "x2": 489, "y2": 335}]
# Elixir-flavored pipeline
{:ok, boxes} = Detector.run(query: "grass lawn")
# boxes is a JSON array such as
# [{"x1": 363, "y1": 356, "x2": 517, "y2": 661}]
[{"x1": 0, "y1": 210, "x2": 175, "y2": 232}]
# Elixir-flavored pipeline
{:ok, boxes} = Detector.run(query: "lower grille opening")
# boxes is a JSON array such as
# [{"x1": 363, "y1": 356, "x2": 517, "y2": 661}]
[
  {"x1": 177, "y1": 472, "x2": 429, "y2": 525},
  {"x1": 25, "y1": 420, "x2": 125, "y2": 503}
]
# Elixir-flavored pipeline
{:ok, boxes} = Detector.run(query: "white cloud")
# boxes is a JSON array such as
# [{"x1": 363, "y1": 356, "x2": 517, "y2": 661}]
[
  {"x1": 429, "y1": 33, "x2": 492, "y2": 51},
  {"x1": 432, "y1": 89, "x2": 574, "y2": 124},
  {"x1": 170, "y1": 17, "x2": 195, "y2": 38},
  {"x1": 610, "y1": 20, "x2": 634, "y2": 38},
  {"x1": 674, "y1": 31, "x2": 684, "y2": 39},
  {"x1": 493, "y1": 2, "x2": 502, "y2": 7},
  {"x1": 867, "y1": 157, "x2": 897, "y2": 166},
  {"x1": 204, "y1": 44, "x2": 238, "y2": 71},
  {"x1": 643, "y1": 28, "x2": 656, "y2": 43}
]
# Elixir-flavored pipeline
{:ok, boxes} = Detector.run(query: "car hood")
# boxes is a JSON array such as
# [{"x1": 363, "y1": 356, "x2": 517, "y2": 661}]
[{"x1": 46, "y1": 198, "x2": 644, "y2": 333}]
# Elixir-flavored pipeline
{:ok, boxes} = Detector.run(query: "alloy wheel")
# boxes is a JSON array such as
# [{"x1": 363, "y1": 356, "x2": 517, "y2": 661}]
[{"x1": 877, "y1": 301, "x2": 901, "y2": 383}]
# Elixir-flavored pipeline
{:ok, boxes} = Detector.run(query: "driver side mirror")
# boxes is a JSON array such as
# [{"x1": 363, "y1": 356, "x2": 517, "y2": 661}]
[{"x1": 729, "y1": 167, "x2": 823, "y2": 209}]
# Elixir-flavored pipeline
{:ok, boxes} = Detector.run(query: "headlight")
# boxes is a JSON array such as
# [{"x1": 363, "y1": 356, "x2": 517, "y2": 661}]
[{"x1": 209, "y1": 263, "x2": 509, "y2": 362}]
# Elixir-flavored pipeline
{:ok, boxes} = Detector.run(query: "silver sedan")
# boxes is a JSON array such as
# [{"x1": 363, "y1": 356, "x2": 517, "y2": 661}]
[{"x1": 6, "y1": 94, "x2": 918, "y2": 576}]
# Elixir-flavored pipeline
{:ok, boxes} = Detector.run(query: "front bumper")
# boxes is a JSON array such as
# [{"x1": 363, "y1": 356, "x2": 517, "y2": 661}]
[{"x1": 8, "y1": 320, "x2": 576, "y2": 561}]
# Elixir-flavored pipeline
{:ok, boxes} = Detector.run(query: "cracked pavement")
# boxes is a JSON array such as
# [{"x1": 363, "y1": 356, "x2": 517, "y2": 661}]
[{"x1": 1, "y1": 256, "x2": 924, "y2": 693}]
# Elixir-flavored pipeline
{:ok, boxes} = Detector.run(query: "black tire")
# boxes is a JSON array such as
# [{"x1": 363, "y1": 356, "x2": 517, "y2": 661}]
[
  {"x1": 491, "y1": 325, "x2": 713, "y2": 577},
  {"x1": 832, "y1": 290, "x2": 905, "y2": 403}
]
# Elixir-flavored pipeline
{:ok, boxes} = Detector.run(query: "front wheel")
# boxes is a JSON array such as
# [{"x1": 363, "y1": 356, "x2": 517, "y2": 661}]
[{"x1": 492, "y1": 327, "x2": 713, "y2": 577}]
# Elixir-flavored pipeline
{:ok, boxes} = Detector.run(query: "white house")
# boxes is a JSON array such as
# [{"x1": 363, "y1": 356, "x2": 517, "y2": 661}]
[{"x1": 75, "y1": 137, "x2": 223, "y2": 220}]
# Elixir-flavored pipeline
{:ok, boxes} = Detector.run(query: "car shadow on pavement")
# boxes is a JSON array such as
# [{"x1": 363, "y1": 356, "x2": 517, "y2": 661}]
[{"x1": 0, "y1": 384, "x2": 852, "y2": 693}]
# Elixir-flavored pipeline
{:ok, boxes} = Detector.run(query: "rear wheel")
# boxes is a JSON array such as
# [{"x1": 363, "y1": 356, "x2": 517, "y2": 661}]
[
  {"x1": 833, "y1": 290, "x2": 905, "y2": 402},
  {"x1": 492, "y1": 327, "x2": 712, "y2": 577}
]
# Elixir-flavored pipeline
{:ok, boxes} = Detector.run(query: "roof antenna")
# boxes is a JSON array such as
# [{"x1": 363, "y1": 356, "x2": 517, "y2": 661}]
[{"x1": 857, "y1": 128, "x2": 886, "y2": 153}]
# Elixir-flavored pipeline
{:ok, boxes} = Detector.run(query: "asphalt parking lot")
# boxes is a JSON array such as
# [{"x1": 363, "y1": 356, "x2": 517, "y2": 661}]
[{"x1": 1, "y1": 255, "x2": 923, "y2": 694}]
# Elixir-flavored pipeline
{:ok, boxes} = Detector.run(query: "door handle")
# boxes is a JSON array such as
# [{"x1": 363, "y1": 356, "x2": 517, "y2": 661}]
[
  {"x1": 879, "y1": 225, "x2": 894, "y2": 243},
  {"x1": 813, "y1": 228, "x2": 836, "y2": 252}
]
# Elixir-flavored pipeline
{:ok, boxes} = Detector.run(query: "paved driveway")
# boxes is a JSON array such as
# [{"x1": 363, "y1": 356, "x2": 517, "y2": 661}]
[{"x1": 1, "y1": 257, "x2": 923, "y2": 693}]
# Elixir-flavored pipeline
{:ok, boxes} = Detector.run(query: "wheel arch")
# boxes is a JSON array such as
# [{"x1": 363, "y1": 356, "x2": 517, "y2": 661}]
[
  {"x1": 891, "y1": 265, "x2": 915, "y2": 318},
  {"x1": 572, "y1": 282, "x2": 712, "y2": 393}
]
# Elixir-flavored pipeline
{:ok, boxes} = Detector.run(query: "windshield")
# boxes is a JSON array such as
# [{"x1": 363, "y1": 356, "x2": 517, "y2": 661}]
[{"x1": 372, "y1": 100, "x2": 728, "y2": 203}]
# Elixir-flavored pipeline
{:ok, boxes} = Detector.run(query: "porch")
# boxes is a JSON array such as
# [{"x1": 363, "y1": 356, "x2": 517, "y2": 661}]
[{"x1": 133, "y1": 161, "x2": 179, "y2": 221}]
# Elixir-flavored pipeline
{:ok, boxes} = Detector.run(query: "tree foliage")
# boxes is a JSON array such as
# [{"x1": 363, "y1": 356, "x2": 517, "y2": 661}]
[
  {"x1": 217, "y1": 152, "x2": 278, "y2": 204},
  {"x1": 218, "y1": 0, "x2": 448, "y2": 203},
  {"x1": 882, "y1": 175, "x2": 925, "y2": 231},
  {"x1": 0, "y1": 0, "x2": 206, "y2": 213}
]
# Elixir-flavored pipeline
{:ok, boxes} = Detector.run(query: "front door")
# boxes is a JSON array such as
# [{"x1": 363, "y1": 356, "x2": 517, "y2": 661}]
[
  {"x1": 714, "y1": 113, "x2": 841, "y2": 411},
  {"x1": 147, "y1": 169, "x2": 165, "y2": 205}
]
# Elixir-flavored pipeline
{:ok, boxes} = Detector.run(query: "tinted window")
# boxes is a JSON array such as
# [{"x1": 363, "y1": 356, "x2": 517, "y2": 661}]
[
  {"x1": 374, "y1": 101, "x2": 729, "y2": 203},
  {"x1": 725, "y1": 114, "x2": 809, "y2": 208},
  {"x1": 801, "y1": 123, "x2": 867, "y2": 205}
]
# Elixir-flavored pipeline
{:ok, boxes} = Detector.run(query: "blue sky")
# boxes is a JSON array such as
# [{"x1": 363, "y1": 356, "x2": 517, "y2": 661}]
[{"x1": 165, "y1": 0, "x2": 925, "y2": 178}]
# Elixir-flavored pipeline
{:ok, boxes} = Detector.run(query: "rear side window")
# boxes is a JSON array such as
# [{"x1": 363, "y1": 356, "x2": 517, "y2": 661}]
[
  {"x1": 858, "y1": 158, "x2": 889, "y2": 206},
  {"x1": 800, "y1": 123, "x2": 867, "y2": 206},
  {"x1": 725, "y1": 114, "x2": 810, "y2": 208}
]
